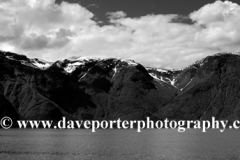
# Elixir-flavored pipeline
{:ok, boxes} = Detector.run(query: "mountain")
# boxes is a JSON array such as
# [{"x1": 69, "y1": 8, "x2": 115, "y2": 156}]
[
  {"x1": 1, "y1": 50, "x2": 240, "y2": 122},
  {"x1": 158, "y1": 53, "x2": 240, "y2": 122}
]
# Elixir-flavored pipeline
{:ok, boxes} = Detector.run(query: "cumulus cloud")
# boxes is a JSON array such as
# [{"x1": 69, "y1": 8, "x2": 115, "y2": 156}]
[
  {"x1": 0, "y1": 0, "x2": 240, "y2": 69},
  {"x1": 106, "y1": 11, "x2": 127, "y2": 20},
  {"x1": 190, "y1": 1, "x2": 240, "y2": 25},
  {"x1": 0, "y1": 0, "x2": 94, "y2": 55},
  {"x1": 190, "y1": 1, "x2": 240, "y2": 49}
]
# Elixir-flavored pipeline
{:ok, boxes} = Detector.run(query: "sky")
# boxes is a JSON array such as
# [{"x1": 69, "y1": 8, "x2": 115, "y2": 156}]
[{"x1": 1, "y1": 0, "x2": 240, "y2": 69}]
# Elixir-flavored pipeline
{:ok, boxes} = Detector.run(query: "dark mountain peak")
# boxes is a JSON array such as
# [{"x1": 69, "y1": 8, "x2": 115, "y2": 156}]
[
  {"x1": 0, "y1": 51, "x2": 28, "y2": 63},
  {"x1": 176, "y1": 52, "x2": 240, "y2": 90},
  {"x1": 188, "y1": 52, "x2": 240, "y2": 70},
  {"x1": 57, "y1": 57, "x2": 139, "y2": 75},
  {"x1": 145, "y1": 52, "x2": 240, "y2": 93},
  {"x1": 0, "y1": 50, "x2": 52, "y2": 70},
  {"x1": 0, "y1": 51, "x2": 140, "y2": 76}
]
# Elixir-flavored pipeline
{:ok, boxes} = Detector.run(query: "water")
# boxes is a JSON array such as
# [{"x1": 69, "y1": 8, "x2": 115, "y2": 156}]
[{"x1": 0, "y1": 129, "x2": 240, "y2": 160}]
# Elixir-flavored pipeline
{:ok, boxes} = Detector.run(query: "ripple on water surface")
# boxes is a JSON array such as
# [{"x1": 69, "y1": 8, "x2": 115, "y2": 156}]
[{"x1": 0, "y1": 129, "x2": 240, "y2": 160}]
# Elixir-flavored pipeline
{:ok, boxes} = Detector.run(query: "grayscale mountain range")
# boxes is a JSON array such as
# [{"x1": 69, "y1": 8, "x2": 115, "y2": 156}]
[{"x1": 1, "y1": 50, "x2": 240, "y2": 123}]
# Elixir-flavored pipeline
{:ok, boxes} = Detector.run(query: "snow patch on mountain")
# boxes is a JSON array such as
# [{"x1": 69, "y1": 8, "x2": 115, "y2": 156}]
[
  {"x1": 112, "y1": 67, "x2": 118, "y2": 78},
  {"x1": 149, "y1": 73, "x2": 160, "y2": 81},
  {"x1": 6, "y1": 56, "x2": 15, "y2": 60},
  {"x1": 64, "y1": 61, "x2": 85, "y2": 73},
  {"x1": 69, "y1": 56, "x2": 104, "y2": 62},
  {"x1": 180, "y1": 78, "x2": 193, "y2": 91},
  {"x1": 125, "y1": 59, "x2": 138, "y2": 66},
  {"x1": 156, "y1": 68, "x2": 168, "y2": 73},
  {"x1": 31, "y1": 59, "x2": 52, "y2": 69},
  {"x1": 79, "y1": 72, "x2": 87, "y2": 81},
  {"x1": 5, "y1": 55, "x2": 51, "y2": 70},
  {"x1": 149, "y1": 73, "x2": 168, "y2": 83},
  {"x1": 165, "y1": 77, "x2": 177, "y2": 87},
  {"x1": 146, "y1": 67, "x2": 169, "y2": 73}
]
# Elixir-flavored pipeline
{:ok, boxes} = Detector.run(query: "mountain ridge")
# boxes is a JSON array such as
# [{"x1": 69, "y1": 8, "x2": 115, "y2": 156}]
[{"x1": 1, "y1": 50, "x2": 240, "y2": 121}]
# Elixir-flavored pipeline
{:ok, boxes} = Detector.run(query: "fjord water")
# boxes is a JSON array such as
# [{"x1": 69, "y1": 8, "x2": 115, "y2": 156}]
[{"x1": 0, "y1": 129, "x2": 240, "y2": 160}]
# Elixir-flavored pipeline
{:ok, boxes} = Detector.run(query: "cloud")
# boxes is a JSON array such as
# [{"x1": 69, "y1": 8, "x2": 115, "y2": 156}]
[
  {"x1": 0, "y1": 0, "x2": 240, "y2": 69},
  {"x1": 20, "y1": 28, "x2": 74, "y2": 50},
  {"x1": 0, "y1": 0, "x2": 94, "y2": 53},
  {"x1": 106, "y1": 11, "x2": 127, "y2": 20},
  {"x1": 190, "y1": 0, "x2": 240, "y2": 48},
  {"x1": 87, "y1": 4, "x2": 99, "y2": 8},
  {"x1": 190, "y1": 1, "x2": 240, "y2": 25}
]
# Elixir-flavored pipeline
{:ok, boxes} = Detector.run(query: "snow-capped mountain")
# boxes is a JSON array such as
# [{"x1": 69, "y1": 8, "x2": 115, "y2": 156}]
[
  {"x1": 1, "y1": 50, "x2": 240, "y2": 122},
  {"x1": 1, "y1": 51, "x2": 139, "y2": 74},
  {"x1": 2, "y1": 51, "x2": 52, "y2": 70}
]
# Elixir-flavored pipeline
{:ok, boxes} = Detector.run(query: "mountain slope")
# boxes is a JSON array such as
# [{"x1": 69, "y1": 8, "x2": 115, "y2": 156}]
[
  {"x1": 158, "y1": 53, "x2": 240, "y2": 121},
  {"x1": 1, "y1": 50, "x2": 240, "y2": 121},
  {"x1": 0, "y1": 51, "x2": 176, "y2": 120}
]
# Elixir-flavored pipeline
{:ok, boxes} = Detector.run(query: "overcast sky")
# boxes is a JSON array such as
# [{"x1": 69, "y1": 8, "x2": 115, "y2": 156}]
[{"x1": 1, "y1": 0, "x2": 240, "y2": 69}]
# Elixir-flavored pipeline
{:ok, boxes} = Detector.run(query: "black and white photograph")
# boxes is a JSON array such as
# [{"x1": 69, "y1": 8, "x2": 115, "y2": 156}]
[{"x1": 1, "y1": 0, "x2": 240, "y2": 159}]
